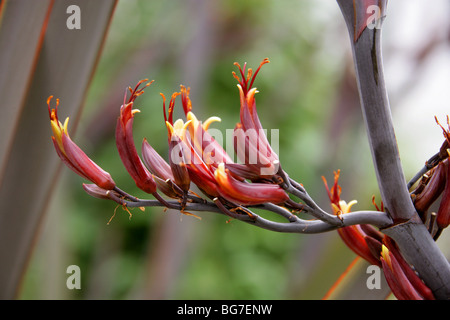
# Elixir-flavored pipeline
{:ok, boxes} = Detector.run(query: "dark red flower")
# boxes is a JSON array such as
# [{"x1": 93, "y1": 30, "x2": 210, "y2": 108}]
[
  {"x1": 434, "y1": 117, "x2": 450, "y2": 231},
  {"x1": 115, "y1": 80, "x2": 157, "y2": 194},
  {"x1": 48, "y1": 96, "x2": 115, "y2": 190},
  {"x1": 323, "y1": 170, "x2": 435, "y2": 300},
  {"x1": 232, "y1": 58, "x2": 280, "y2": 178},
  {"x1": 381, "y1": 239, "x2": 435, "y2": 300},
  {"x1": 322, "y1": 170, "x2": 381, "y2": 266}
]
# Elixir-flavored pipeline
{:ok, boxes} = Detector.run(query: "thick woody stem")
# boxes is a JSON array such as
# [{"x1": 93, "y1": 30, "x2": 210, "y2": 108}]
[{"x1": 337, "y1": 0, "x2": 450, "y2": 299}]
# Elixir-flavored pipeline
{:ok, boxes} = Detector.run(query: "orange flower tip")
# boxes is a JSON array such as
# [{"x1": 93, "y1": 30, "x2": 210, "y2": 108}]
[
  {"x1": 232, "y1": 71, "x2": 240, "y2": 83},
  {"x1": 246, "y1": 68, "x2": 253, "y2": 82},
  {"x1": 138, "y1": 78, "x2": 149, "y2": 84},
  {"x1": 171, "y1": 92, "x2": 181, "y2": 100},
  {"x1": 47, "y1": 95, "x2": 60, "y2": 117}
]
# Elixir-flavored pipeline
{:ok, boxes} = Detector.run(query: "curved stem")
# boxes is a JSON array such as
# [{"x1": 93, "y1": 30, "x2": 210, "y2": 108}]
[
  {"x1": 286, "y1": 178, "x2": 343, "y2": 226},
  {"x1": 102, "y1": 189, "x2": 392, "y2": 232}
]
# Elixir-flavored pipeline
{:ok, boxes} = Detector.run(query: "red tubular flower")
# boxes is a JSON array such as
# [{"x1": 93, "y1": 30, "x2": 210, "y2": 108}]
[
  {"x1": 181, "y1": 82, "x2": 289, "y2": 206},
  {"x1": 322, "y1": 170, "x2": 382, "y2": 266},
  {"x1": 141, "y1": 139, "x2": 184, "y2": 199},
  {"x1": 232, "y1": 58, "x2": 280, "y2": 178},
  {"x1": 214, "y1": 163, "x2": 289, "y2": 206},
  {"x1": 142, "y1": 139, "x2": 173, "y2": 182},
  {"x1": 413, "y1": 160, "x2": 446, "y2": 215},
  {"x1": 179, "y1": 85, "x2": 233, "y2": 170},
  {"x1": 383, "y1": 237, "x2": 435, "y2": 300},
  {"x1": 154, "y1": 80, "x2": 290, "y2": 207},
  {"x1": 162, "y1": 92, "x2": 191, "y2": 195},
  {"x1": 337, "y1": 225, "x2": 382, "y2": 267},
  {"x1": 323, "y1": 171, "x2": 435, "y2": 300},
  {"x1": 159, "y1": 89, "x2": 220, "y2": 199},
  {"x1": 48, "y1": 96, "x2": 115, "y2": 190},
  {"x1": 381, "y1": 245, "x2": 422, "y2": 300},
  {"x1": 178, "y1": 136, "x2": 220, "y2": 199},
  {"x1": 381, "y1": 242, "x2": 435, "y2": 300},
  {"x1": 115, "y1": 80, "x2": 157, "y2": 194}
]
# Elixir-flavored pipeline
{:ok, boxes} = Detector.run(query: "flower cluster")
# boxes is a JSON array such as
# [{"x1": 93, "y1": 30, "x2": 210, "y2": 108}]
[
  {"x1": 48, "y1": 59, "x2": 447, "y2": 300},
  {"x1": 48, "y1": 59, "x2": 301, "y2": 220},
  {"x1": 323, "y1": 170, "x2": 435, "y2": 300},
  {"x1": 140, "y1": 59, "x2": 292, "y2": 212}
]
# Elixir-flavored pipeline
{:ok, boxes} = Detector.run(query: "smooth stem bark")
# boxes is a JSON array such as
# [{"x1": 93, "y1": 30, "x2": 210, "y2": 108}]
[{"x1": 337, "y1": 0, "x2": 450, "y2": 299}]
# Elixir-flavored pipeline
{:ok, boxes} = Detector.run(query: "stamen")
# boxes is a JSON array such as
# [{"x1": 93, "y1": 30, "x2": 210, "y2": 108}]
[
  {"x1": 107, "y1": 204, "x2": 120, "y2": 225},
  {"x1": 161, "y1": 93, "x2": 168, "y2": 123},
  {"x1": 180, "y1": 85, "x2": 192, "y2": 114},
  {"x1": 232, "y1": 71, "x2": 241, "y2": 84},
  {"x1": 126, "y1": 79, "x2": 153, "y2": 104},
  {"x1": 246, "y1": 68, "x2": 253, "y2": 85},
  {"x1": 249, "y1": 58, "x2": 270, "y2": 89},
  {"x1": 167, "y1": 92, "x2": 181, "y2": 125},
  {"x1": 47, "y1": 95, "x2": 54, "y2": 106},
  {"x1": 234, "y1": 61, "x2": 247, "y2": 88}
]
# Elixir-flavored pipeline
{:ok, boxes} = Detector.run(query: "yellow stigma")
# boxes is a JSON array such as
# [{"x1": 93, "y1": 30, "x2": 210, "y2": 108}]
[
  {"x1": 381, "y1": 245, "x2": 392, "y2": 269},
  {"x1": 214, "y1": 163, "x2": 227, "y2": 181},
  {"x1": 339, "y1": 200, "x2": 357, "y2": 214},
  {"x1": 166, "y1": 119, "x2": 192, "y2": 140},
  {"x1": 186, "y1": 111, "x2": 199, "y2": 125},
  {"x1": 50, "y1": 115, "x2": 70, "y2": 154},
  {"x1": 202, "y1": 116, "x2": 221, "y2": 131}
]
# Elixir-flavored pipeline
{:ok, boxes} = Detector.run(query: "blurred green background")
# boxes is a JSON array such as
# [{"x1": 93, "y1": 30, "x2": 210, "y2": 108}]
[{"x1": 16, "y1": 0, "x2": 450, "y2": 299}]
